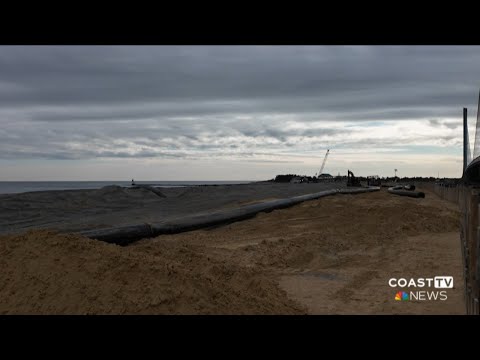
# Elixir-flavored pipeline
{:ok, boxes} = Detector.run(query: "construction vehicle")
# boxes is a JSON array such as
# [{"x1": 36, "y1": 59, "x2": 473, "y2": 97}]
[
  {"x1": 347, "y1": 170, "x2": 361, "y2": 187},
  {"x1": 367, "y1": 175, "x2": 381, "y2": 186}
]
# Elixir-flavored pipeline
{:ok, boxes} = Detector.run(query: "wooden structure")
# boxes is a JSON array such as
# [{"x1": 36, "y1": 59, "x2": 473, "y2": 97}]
[
  {"x1": 432, "y1": 106, "x2": 480, "y2": 314},
  {"x1": 433, "y1": 182, "x2": 480, "y2": 314}
]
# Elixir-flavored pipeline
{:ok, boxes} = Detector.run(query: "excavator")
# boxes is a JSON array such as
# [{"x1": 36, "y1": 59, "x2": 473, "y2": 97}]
[{"x1": 347, "y1": 170, "x2": 361, "y2": 187}]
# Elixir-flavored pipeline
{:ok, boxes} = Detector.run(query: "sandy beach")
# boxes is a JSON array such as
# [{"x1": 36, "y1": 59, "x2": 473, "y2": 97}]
[{"x1": 0, "y1": 184, "x2": 465, "y2": 314}]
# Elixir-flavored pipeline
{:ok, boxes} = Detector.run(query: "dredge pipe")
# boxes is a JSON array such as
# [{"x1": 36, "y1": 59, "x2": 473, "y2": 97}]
[
  {"x1": 80, "y1": 187, "x2": 380, "y2": 245},
  {"x1": 388, "y1": 186, "x2": 425, "y2": 198}
]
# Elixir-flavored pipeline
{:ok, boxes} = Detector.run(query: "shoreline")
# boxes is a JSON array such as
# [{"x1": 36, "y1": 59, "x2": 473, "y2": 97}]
[{"x1": 0, "y1": 180, "x2": 258, "y2": 195}]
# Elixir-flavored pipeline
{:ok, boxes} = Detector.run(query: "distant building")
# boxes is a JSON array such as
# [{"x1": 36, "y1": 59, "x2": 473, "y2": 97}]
[{"x1": 317, "y1": 173, "x2": 333, "y2": 181}]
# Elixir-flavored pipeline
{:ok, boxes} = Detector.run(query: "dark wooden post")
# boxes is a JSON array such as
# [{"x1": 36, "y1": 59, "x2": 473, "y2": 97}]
[{"x1": 464, "y1": 108, "x2": 468, "y2": 174}]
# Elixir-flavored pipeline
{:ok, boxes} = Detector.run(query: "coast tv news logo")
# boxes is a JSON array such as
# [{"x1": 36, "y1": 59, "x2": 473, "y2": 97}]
[{"x1": 389, "y1": 276, "x2": 453, "y2": 301}]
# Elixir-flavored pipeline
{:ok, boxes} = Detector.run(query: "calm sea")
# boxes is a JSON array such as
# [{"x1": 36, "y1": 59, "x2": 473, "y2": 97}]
[{"x1": 0, "y1": 181, "x2": 253, "y2": 195}]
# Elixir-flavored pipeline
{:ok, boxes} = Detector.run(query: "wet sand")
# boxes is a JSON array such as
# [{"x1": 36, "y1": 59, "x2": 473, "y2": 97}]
[
  {"x1": 0, "y1": 182, "x2": 345, "y2": 235},
  {"x1": 0, "y1": 185, "x2": 464, "y2": 314}
]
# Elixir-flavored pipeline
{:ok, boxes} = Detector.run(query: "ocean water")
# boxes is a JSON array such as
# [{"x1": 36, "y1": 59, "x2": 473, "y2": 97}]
[{"x1": 0, "y1": 181, "x2": 252, "y2": 195}]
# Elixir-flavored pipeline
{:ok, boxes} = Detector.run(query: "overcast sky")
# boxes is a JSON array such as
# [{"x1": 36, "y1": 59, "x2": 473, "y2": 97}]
[{"x1": 0, "y1": 46, "x2": 479, "y2": 180}]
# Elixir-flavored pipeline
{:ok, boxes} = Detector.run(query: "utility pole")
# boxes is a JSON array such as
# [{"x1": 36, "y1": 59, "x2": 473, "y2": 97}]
[{"x1": 394, "y1": 169, "x2": 397, "y2": 179}]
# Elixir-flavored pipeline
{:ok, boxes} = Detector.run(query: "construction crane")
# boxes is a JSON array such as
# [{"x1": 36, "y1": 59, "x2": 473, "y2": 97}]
[{"x1": 318, "y1": 149, "x2": 330, "y2": 177}]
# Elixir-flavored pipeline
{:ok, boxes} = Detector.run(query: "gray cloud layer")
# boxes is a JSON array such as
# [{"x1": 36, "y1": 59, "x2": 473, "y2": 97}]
[{"x1": 0, "y1": 46, "x2": 479, "y2": 162}]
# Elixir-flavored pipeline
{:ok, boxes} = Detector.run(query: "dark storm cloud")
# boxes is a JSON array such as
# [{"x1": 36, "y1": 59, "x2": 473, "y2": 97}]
[
  {"x1": 0, "y1": 46, "x2": 478, "y2": 160},
  {"x1": 1, "y1": 46, "x2": 479, "y2": 110}
]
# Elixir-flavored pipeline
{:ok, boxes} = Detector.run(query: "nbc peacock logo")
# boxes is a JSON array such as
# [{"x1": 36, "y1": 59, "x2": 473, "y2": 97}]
[{"x1": 395, "y1": 291, "x2": 409, "y2": 301}]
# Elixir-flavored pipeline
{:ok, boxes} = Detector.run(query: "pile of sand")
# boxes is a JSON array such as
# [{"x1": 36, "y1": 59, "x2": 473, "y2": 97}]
[
  {"x1": 133, "y1": 188, "x2": 464, "y2": 314},
  {"x1": 153, "y1": 189, "x2": 461, "y2": 271},
  {"x1": 0, "y1": 230, "x2": 304, "y2": 314}
]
